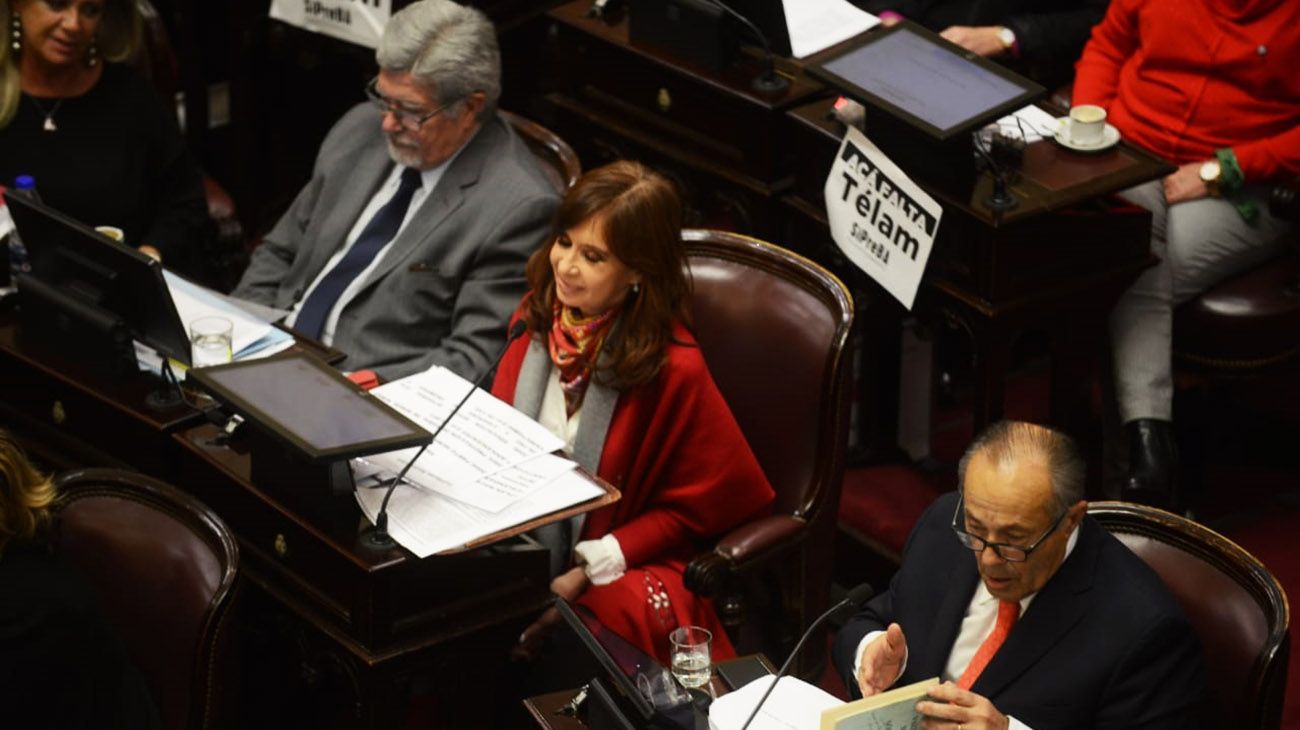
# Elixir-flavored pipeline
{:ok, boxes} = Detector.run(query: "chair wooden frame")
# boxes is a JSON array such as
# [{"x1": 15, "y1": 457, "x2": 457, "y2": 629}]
[
  {"x1": 54, "y1": 468, "x2": 240, "y2": 730},
  {"x1": 679, "y1": 229, "x2": 855, "y2": 674},
  {"x1": 1090, "y1": 501, "x2": 1290, "y2": 729},
  {"x1": 500, "y1": 109, "x2": 583, "y2": 193}
]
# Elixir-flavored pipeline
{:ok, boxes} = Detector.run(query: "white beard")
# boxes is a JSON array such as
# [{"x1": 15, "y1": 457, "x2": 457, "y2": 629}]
[{"x1": 386, "y1": 136, "x2": 424, "y2": 169}]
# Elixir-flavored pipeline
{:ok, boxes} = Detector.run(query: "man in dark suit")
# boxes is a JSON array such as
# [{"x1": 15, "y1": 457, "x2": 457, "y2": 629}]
[
  {"x1": 234, "y1": 0, "x2": 558, "y2": 382},
  {"x1": 833, "y1": 421, "x2": 1203, "y2": 729}
]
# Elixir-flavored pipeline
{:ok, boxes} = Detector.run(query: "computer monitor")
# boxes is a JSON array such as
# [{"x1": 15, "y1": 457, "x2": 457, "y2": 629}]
[
  {"x1": 4, "y1": 190, "x2": 191, "y2": 366},
  {"x1": 809, "y1": 21, "x2": 1044, "y2": 141}
]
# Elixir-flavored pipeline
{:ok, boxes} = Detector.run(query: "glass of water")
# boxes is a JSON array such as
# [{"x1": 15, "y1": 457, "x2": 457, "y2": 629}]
[
  {"x1": 189, "y1": 316, "x2": 233, "y2": 368},
  {"x1": 668, "y1": 626, "x2": 712, "y2": 689}
]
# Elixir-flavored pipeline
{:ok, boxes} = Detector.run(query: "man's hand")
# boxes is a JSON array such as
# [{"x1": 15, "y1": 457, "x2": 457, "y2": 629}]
[
  {"x1": 939, "y1": 26, "x2": 1006, "y2": 57},
  {"x1": 857, "y1": 623, "x2": 907, "y2": 697},
  {"x1": 916, "y1": 682, "x2": 1009, "y2": 730},
  {"x1": 1163, "y1": 162, "x2": 1211, "y2": 205},
  {"x1": 137, "y1": 244, "x2": 163, "y2": 262}
]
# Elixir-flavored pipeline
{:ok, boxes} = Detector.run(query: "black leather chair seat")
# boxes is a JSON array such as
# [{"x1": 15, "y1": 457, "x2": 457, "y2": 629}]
[{"x1": 1173, "y1": 256, "x2": 1300, "y2": 369}]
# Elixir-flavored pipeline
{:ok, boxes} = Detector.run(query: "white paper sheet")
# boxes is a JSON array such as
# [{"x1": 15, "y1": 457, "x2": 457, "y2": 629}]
[
  {"x1": 355, "y1": 467, "x2": 603, "y2": 557},
  {"x1": 708, "y1": 676, "x2": 844, "y2": 730},
  {"x1": 360, "y1": 367, "x2": 566, "y2": 500},
  {"x1": 163, "y1": 271, "x2": 289, "y2": 356},
  {"x1": 993, "y1": 104, "x2": 1060, "y2": 143},
  {"x1": 783, "y1": 0, "x2": 879, "y2": 59}
]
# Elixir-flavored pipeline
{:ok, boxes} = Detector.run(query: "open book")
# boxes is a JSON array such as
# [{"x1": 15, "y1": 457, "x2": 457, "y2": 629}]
[{"x1": 820, "y1": 677, "x2": 940, "y2": 730}]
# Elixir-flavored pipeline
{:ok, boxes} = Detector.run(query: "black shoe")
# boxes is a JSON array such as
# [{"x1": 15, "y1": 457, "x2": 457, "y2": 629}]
[{"x1": 1123, "y1": 419, "x2": 1178, "y2": 508}]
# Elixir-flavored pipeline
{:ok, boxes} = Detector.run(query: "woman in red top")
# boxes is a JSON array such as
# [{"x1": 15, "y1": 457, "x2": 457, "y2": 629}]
[
  {"x1": 493, "y1": 161, "x2": 775, "y2": 665},
  {"x1": 1072, "y1": 0, "x2": 1299, "y2": 503}
]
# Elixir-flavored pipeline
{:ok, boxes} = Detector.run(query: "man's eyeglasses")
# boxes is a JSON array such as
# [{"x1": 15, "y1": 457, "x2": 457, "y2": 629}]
[
  {"x1": 950, "y1": 494, "x2": 1068, "y2": 562},
  {"x1": 364, "y1": 77, "x2": 456, "y2": 131}
]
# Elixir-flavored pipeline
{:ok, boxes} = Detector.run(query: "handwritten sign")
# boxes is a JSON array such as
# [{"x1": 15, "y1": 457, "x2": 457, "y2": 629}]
[
  {"x1": 270, "y1": 0, "x2": 390, "y2": 49},
  {"x1": 823, "y1": 126, "x2": 942, "y2": 309}
]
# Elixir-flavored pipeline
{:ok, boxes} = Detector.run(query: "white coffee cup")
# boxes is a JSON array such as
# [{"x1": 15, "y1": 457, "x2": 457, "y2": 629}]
[{"x1": 1067, "y1": 105, "x2": 1107, "y2": 146}]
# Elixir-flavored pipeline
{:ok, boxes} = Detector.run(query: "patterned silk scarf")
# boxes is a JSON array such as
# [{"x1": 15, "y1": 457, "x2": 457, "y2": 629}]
[{"x1": 548, "y1": 302, "x2": 619, "y2": 416}]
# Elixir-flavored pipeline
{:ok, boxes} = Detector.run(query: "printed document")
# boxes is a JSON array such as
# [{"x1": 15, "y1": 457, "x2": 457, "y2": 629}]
[{"x1": 784, "y1": 0, "x2": 879, "y2": 59}]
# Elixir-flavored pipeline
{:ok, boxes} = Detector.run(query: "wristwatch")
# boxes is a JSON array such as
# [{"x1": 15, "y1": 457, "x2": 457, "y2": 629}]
[
  {"x1": 997, "y1": 27, "x2": 1017, "y2": 53},
  {"x1": 1199, "y1": 160, "x2": 1223, "y2": 197}
]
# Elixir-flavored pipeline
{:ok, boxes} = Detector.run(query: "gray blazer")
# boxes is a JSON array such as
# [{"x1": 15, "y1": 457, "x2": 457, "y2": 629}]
[{"x1": 233, "y1": 103, "x2": 559, "y2": 382}]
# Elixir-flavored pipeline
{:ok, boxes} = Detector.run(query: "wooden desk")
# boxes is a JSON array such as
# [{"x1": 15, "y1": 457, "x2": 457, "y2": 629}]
[
  {"x1": 0, "y1": 307, "x2": 557, "y2": 729},
  {"x1": 519, "y1": 10, "x2": 1172, "y2": 454},
  {"x1": 783, "y1": 99, "x2": 1172, "y2": 438}
]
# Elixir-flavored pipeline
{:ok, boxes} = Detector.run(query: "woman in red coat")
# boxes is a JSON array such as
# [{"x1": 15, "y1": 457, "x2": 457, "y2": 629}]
[{"x1": 492, "y1": 161, "x2": 775, "y2": 665}]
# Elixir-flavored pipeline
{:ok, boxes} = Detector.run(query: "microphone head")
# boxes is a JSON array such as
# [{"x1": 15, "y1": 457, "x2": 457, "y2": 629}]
[{"x1": 843, "y1": 583, "x2": 874, "y2": 610}]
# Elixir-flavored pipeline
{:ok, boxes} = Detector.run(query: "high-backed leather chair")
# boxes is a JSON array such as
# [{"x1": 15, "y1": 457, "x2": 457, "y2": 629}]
[
  {"x1": 1089, "y1": 501, "x2": 1290, "y2": 729},
  {"x1": 680, "y1": 230, "x2": 855, "y2": 677},
  {"x1": 53, "y1": 468, "x2": 240, "y2": 730},
  {"x1": 501, "y1": 110, "x2": 583, "y2": 194}
]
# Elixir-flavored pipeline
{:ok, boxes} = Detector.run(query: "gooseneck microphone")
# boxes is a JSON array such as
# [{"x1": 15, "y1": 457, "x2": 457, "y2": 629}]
[
  {"x1": 362, "y1": 319, "x2": 530, "y2": 549},
  {"x1": 708, "y1": 0, "x2": 791, "y2": 95},
  {"x1": 738, "y1": 583, "x2": 874, "y2": 730}
]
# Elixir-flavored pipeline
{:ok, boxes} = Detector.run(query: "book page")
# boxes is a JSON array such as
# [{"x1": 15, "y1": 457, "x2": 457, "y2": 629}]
[{"x1": 819, "y1": 678, "x2": 939, "y2": 730}]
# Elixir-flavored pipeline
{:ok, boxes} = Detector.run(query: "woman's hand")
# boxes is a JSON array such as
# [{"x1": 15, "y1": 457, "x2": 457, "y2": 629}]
[{"x1": 512, "y1": 567, "x2": 590, "y2": 661}]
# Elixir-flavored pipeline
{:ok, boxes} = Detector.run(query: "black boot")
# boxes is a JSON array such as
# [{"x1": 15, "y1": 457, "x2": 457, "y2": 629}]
[{"x1": 1123, "y1": 419, "x2": 1178, "y2": 509}]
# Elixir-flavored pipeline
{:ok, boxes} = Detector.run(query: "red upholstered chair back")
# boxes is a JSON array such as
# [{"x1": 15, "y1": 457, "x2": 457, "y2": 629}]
[
  {"x1": 500, "y1": 110, "x2": 583, "y2": 194},
  {"x1": 681, "y1": 230, "x2": 854, "y2": 674},
  {"x1": 1089, "y1": 501, "x2": 1290, "y2": 730},
  {"x1": 53, "y1": 469, "x2": 239, "y2": 730}
]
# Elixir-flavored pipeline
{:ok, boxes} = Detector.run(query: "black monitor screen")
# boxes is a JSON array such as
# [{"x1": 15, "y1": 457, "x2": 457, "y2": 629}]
[
  {"x1": 4, "y1": 191, "x2": 191, "y2": 364},
  {"x1": 812, "y1": 22, "x2": 1044, "y2": 140},
  {"x1": 188, "y1": 353, "x2": 431, "y2": 461}
]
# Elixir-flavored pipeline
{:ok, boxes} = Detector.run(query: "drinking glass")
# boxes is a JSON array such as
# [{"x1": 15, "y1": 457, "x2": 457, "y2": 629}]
[
  {"x1": 668, "y1": 626, "x2": 712, "y2": 689},
  {"x1": 190, "y1": 316, "x2": 233, "y2": 367}
]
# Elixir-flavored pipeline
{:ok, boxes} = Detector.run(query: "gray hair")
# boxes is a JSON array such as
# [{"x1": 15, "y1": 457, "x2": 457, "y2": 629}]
[
  {"x1": 956, "y1": 420, "x2": 1085, "y2": 516},
  {"x1": 376, "y1": 0, "x2": 501, "y2": 120}
]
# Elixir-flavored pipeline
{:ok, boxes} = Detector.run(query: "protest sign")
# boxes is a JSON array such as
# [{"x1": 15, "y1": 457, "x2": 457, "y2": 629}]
[
  {"x1": 270, "y1": 0, "x2": 390, "y2": 49},
  {"x1": 823, "y1": 126, "x2": 942, "y2": 309}
]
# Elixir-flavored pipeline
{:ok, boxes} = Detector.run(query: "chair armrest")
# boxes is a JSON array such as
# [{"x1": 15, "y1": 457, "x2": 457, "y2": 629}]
[{"x1": 684, "y1": 515, "x2": 806, "y2": 597}]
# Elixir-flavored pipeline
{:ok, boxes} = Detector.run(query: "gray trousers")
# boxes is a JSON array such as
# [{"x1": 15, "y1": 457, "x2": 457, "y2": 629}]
[{"x1": 1110, "y1": 180, "x2": 1294, "y2": 422}]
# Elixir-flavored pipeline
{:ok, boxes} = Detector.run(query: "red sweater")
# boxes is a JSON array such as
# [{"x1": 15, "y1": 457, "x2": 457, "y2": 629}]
[{"x1": 1072, "y1": 0, "x2": 1300, "y2": 182}]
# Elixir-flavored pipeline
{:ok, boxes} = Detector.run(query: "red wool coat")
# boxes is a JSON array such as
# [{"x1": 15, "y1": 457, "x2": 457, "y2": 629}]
[{"x1": 492, "y1": 318, "x2": 776, "y2": 664}]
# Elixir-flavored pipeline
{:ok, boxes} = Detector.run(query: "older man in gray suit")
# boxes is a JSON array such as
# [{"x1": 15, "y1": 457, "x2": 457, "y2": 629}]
[{"x1": 234, "y1": 0, "x2": 558, "y2": 382}]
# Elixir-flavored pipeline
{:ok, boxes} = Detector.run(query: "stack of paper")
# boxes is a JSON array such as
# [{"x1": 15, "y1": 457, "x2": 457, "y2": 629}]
[
  {"x1": 165, "y1": 272, "x2": 294, "y2": 360},
  {"x1": 708, "y1": 676, "x2": 843, "y2": 730},
  {"x1": 353, "y1": 367, "x2": 605, "y2": 557}
]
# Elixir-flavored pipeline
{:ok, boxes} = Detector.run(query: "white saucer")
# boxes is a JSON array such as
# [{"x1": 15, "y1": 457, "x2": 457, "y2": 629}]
[{"x1": 1053, "y1": 117, "x2": 1121, "y2": 152}]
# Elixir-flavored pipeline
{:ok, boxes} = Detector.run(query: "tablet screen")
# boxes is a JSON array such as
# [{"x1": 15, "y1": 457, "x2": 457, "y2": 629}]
[
  {"x1": 812, "y1": 23, "x2": 1043, "y2": 140},
  {"x1": 192, "y1": 353, "x2": 430, "y2": 460}
]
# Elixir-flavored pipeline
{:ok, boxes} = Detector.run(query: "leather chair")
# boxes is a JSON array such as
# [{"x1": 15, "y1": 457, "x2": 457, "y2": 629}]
[
  {"x1": 500, "y1": 109, "x2": 583, "y2": 194},
  {"x1": 1089, "y1": 501, "x2": 1290, "y2": 729},
  {"x1": 1173, "y1": 182, "x2": 1300, "y2": 375},
  {"x1": 53, "y1": 468, "x2": 240, "y2": 730},
  {"x1": 680, "y1": 229, "x2": 855, "y2": 677}
]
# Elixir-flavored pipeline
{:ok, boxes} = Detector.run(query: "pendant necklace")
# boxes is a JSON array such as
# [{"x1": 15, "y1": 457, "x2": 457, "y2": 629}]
[{"x1": 28, "y1": 97, "x2": 64, "y2": 132}]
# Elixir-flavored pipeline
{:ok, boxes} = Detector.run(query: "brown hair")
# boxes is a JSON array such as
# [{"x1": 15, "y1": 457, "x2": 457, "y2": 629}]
[
  {"x1": 0, "y1": 429, "x2": 57, "y2": 557},
  {"x1": 524, "y1": 160, "x2": 690, "y2": 388}
]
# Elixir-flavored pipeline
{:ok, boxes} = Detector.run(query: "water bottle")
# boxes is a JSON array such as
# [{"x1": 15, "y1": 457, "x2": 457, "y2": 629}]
[{"x1": 7, "y1": 175, "x2": 40, "y2": 282}]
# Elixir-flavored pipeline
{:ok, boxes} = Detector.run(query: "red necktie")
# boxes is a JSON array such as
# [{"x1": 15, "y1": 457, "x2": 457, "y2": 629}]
[{"x1": 957, "y1": 600, "x2": 1020, "y2": 690}]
